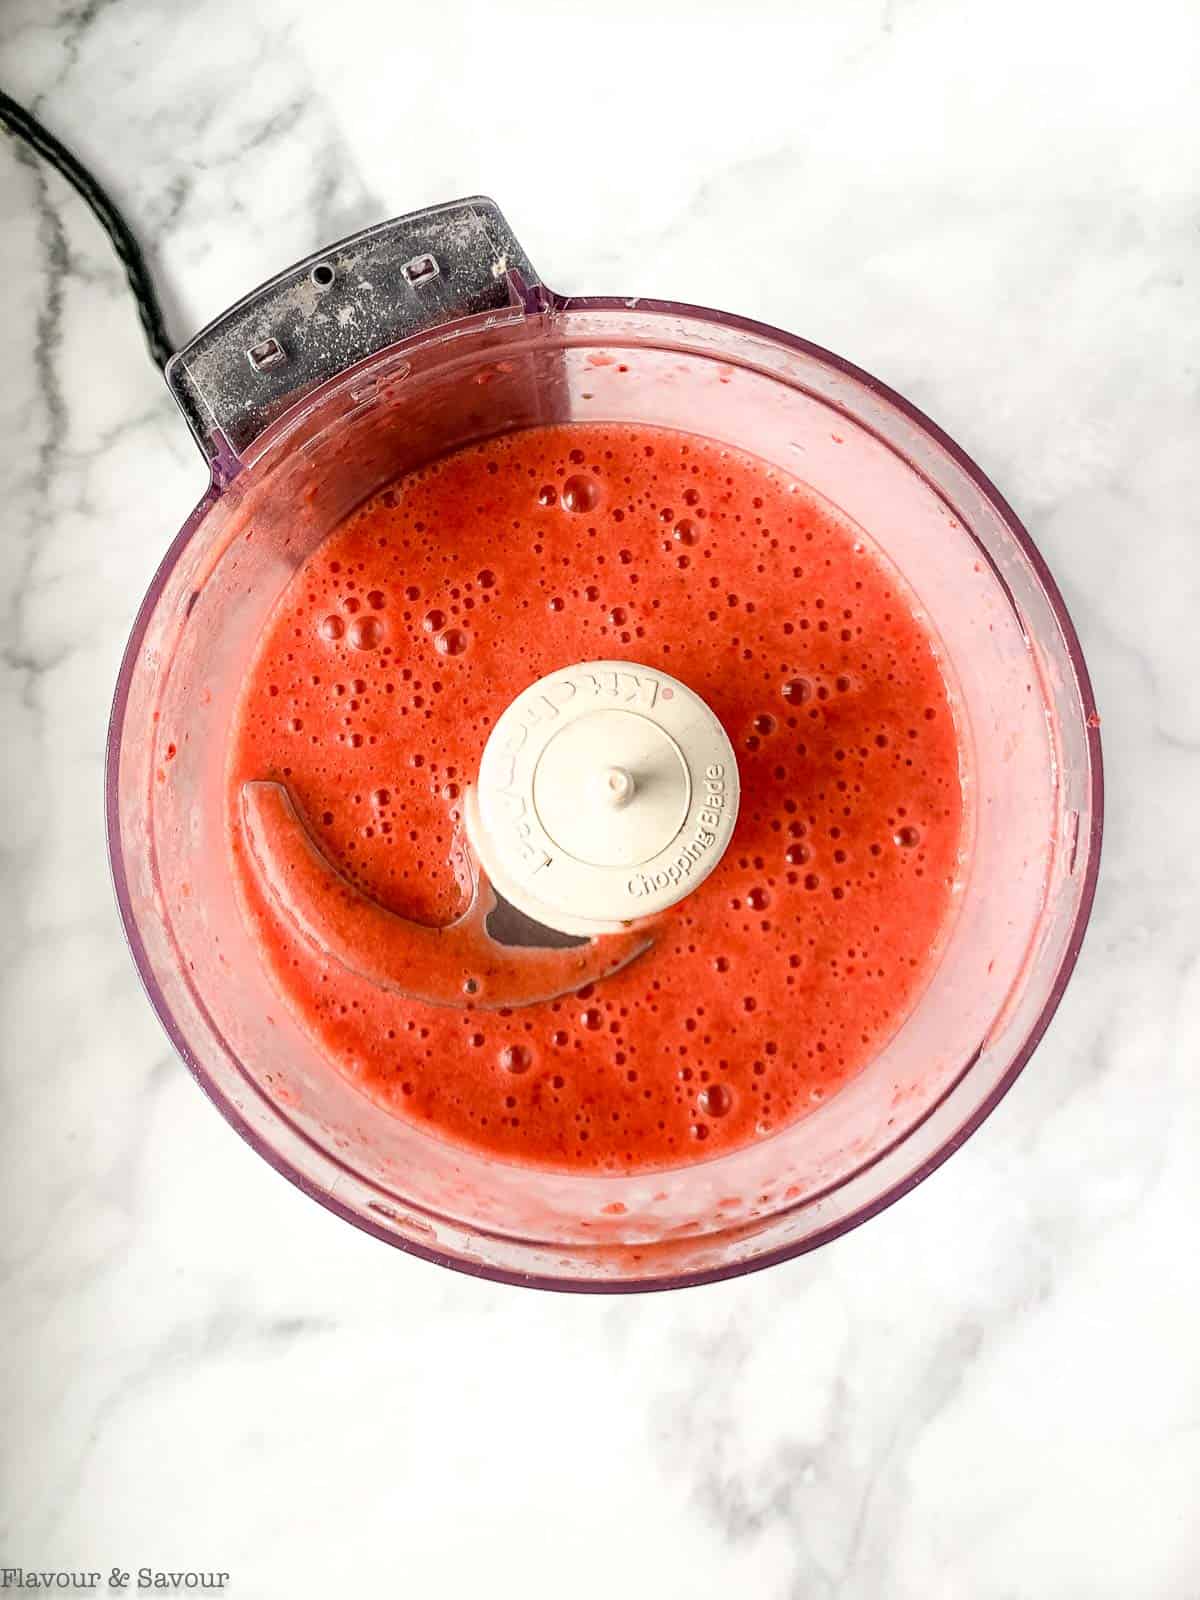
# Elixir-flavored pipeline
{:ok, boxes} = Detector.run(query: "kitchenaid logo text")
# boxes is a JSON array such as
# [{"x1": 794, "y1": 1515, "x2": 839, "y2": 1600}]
[
  {"x1": 484, "y1": 667, "x2": 662, "y2": 873},
  {"x1": 0, "y1": 1572, "x2": 229, "y2": 1591},
  {"x1": 628, "y1": 764, "x2": 728, "y2": 898}
]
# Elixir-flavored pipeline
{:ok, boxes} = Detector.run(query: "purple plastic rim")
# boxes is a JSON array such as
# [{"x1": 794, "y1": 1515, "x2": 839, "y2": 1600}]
[{"x1": 105, "y1": 292, "x2": 1104, "y2": 1293}]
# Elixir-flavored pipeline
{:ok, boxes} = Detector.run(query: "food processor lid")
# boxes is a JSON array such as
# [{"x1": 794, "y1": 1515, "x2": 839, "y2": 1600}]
[{"x1": 467, "y1": 661, "x2": 739, "y2": 935}]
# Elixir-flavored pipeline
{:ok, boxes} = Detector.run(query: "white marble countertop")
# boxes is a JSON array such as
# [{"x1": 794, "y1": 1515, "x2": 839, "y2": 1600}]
[{"x1": 1, "y1": 1, "x2": 1197, "y2": 1594}]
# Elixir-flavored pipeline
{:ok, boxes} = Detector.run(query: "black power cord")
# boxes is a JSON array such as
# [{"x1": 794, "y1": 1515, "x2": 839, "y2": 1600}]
[{"x1": 0, "y1": 87, "x2": 174, "y2": 369}]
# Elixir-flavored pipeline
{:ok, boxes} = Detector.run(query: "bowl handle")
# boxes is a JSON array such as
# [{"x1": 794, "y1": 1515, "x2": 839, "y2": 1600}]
[{"x1": 165, "y1": 197, "x2": 541, "y2": 468}]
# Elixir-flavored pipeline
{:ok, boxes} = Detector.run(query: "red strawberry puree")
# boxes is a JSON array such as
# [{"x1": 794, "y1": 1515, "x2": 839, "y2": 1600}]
[{"x1": 227, "y1": 423, "x2": 964, "y2": 1174}]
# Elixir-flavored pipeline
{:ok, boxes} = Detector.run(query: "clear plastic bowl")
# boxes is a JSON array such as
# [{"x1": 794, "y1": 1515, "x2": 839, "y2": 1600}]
[{"x1": 107, "y1": 212, "x2": 1101, "y2": 1291}]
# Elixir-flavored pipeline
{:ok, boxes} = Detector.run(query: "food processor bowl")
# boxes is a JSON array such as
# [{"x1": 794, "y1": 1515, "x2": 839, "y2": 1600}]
[{"x1": 107, "y1": 199, "x2": 1102, "y2": 1290}]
